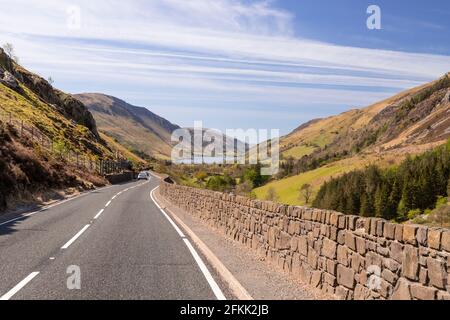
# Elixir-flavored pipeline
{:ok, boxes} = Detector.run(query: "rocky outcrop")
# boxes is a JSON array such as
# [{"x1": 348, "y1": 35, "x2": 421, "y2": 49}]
[
  {"x1": 160, "y1": 181, "x2": 450, "y2": 300},
  {"x1": 0, "y1": 70, "x2": 22, "y2": 93},
  {"x1": 0, "y1": 48, "x2": 100, "y2": 139}
]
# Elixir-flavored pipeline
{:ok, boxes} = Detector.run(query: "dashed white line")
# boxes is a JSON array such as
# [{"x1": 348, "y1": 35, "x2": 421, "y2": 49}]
[
  {"x1": 94, "y1": 209, "x2": 104, "y2": 220},
  {"x1": 61, "y1": 225, "x2": 90, "y2": 249},
  {"x1": 105, "y1": 201, "x2": 112, "y2": 207},
  {"x1": 0, "y1": 272, "x2": 40, "y2": 300}
]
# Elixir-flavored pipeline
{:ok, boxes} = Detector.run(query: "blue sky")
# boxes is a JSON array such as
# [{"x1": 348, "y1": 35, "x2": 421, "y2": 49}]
[{"x1": 1, "y1": 0, "x2": 449, "y2": 135}]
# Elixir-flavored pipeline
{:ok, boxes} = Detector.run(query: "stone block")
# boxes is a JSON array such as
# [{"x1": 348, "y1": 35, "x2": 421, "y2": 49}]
[
  {"x1": 322, "y1": 238, "x2": 337, "y2": 259},
  {"x1": 382, "y1": 269, "x2": 398, "y2": 284},
  {"x1": 337, "y1": 265, "x2": 355, "y2": 289},
  {"x1": 402, "y1": 245, "x2": 419, "y2": 281},
  {"x1": 278, "y1": 231, "x2": 291, "y2": 250},
  {"x1": 336, "y1": 286, "x2": 351, "y2": 300},
  {"x1": 427, "y1": 257, "x2": 447, "y2": 289},
  {"x1": 391, "y1": 278, "x2": 412, "y2": 300},
  {"x1": 416, "y1": 227, "x2": 428, "y2": 246},
  {"x1": 383, "y1": 258, "x2": 400, "y2": 273},
  {"x1": 390, "y1": 241, "x2": 404, "y2": 263},
  {"x1": 326, "y1": 259, "x2": 337, "y2": 276},
  {"x1": 395, "y1": 225, "x2": 403, "y2": 242},
  {"x1": 403, "y1": 225, "x2": 417, "y2": 245},
  {"x1": 419, "y1": 267, "x2": 428, "y2": 285},
  {"x1": 298, "y1": 236, "x2": 308, "y2": 256},
  {"x1": 428, "y1": 228, "x2": 442, "y2": 250},
  {"x1": 337, "y1": 245, "x2": 349, "y2": 266},
  {"x1": 376, "y1": 220, "x2": 384, "y2": 237},
  {"x1": 410, "y1": 284, "x2": 437, "y2": 300},
  {"x1": 356, "y1": 237, "x2": 366, "y2": 255},
  {"x1": 290, "y1": 236, "x2": 298, "y2": 252},
  {"x1": 441, "y1": 231, "x2": 450, "y2": 252},
  {"x1": 384, "y1": 222, "x2": 396, "y2": 240},
  {"x1": 345, "y1": 232, "x2": 356, "y2": 251},
  {"x1": 310, "y1": 270, "x2": 322, "y2": 288},
  {"x1": 308, "y1": 248, "x2": 319, "y2": 269}
]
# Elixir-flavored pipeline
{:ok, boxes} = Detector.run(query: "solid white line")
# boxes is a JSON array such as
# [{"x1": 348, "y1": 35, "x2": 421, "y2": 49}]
[
  {"x1": 105, "y1": 201, "x2": 111, "y2": 207},
  {"x1": 61, "y1": 225, "x2": 90, "y2": 249},
  {"x1": 183, "y1": 239, "x2": 226, "y2": 300},
  {"x1": 0, "y1": 272, "x2": 40, "y2": 300},
  {"x1": 94, "y1": 209, "x2": 104, "y2": 220},
  {"x1": 150, "y1": 188, "x2": 185, "y2": 237},
  {"x1": 149, "y1": 187, "x2": 226, "y2": 300}
]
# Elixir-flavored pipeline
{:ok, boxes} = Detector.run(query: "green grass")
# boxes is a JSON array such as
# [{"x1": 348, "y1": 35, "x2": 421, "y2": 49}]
[
  {"x1": 254, "y1": 162, "x2": 359, "y2": 206},
  {"x1": 282, "y1": 145, "x2": 316, "y2": 159},
  {"x1": 0, "y1": 83, "x2": 112, "y2": 159}
]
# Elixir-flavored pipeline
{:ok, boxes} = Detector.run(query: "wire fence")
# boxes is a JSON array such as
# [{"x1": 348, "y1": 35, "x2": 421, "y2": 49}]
[{"x1": 0, "y1": 107, "x2": 131, "y2": 176}]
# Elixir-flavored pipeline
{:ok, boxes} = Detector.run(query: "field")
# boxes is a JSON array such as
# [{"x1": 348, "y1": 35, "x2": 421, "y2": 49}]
[
  {"x1": 253, "y1": 150, "x2": 424, "y2": 206},
  {"x1": 282, "y1": 144, "x2": 316, "y2": 159}
]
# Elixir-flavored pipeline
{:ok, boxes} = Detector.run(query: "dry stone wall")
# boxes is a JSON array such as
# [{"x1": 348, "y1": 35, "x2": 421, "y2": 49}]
[{"x1": 160, "y1": 182, "x2": 450, "y2": 300}]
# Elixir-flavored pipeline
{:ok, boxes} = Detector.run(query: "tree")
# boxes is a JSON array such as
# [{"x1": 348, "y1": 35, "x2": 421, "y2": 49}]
[
  {"x1": 300, "y1": 183, "x2": 313, "y2": 204},
  {"x1": 265, "y1": 187, "x2": 279, "y2": 202},
  {"x1": 236, "y1": 180, "x2": 253, "y2": 197},
  {"x1": 194, "y1": 171, "x2": 208, "y2": 181},
  {"x1": 2, "y1": 43, "x2": 19, "y2": 63},
  {"x1": 447, "y1": 177, "x2": 450, "y2": 202}
]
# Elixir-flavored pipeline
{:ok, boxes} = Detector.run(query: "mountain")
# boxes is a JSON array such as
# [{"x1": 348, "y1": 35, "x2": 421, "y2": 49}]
[
  {"x1": 181, "y1": 128, "x2": 249, "y2": 158},
  {"x1": 281, "y1": 75, "x2": 450, "y2": 160},
  {"x1": 254, "y1": 73, "x2": 450, "y2": 205},
  {"x1": 0, "y1": 48, "x2": 141, "y2": 211},
  {"x1": 75, "y1": 93, "x2": 179, "y2": 160}
]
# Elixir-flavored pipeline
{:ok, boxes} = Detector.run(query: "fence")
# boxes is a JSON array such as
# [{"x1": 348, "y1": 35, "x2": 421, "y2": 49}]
[{"x1": 0, "y1": 107, "x2": 131, "y2": 175}]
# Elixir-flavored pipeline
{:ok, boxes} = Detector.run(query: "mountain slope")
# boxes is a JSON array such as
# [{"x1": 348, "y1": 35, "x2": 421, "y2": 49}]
[
  {"x1": 0, "y1": 48, "x2": 125, "y2": 211},
  {"x1": 75, "y1": 93, "x2": 179, "y2": 159},
  {"x1": 255, "y1": 73, "x2": 450, "y2": 205},
  {"x1": 280, "y1": 77, "x2": 448, "y2": 160}
]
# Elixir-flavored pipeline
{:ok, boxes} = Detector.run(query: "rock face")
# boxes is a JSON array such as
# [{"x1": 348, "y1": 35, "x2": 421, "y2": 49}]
[
  {"x1": 0, "y1": 70, "x2": 21, "y2": 92},
  {"x1": 160, "y1": 181, "x2": 450, "y2": 300},
  {"x1": 0, "y1": 48, "x2": 100, "y2": 138}
]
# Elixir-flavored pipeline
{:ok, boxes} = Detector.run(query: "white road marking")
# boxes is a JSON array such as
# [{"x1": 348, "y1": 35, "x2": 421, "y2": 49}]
[
  {"x1": 105, "y1": 201, "x2": 111, "y2": 207},
  {"x1": 61, "y1": 225, "x2": 90, "y2": 249},
  {"x1": 49, "y1": 257, "x2": 55, "y2": 260},
  {"x1": 183, "y1": 238, "x2": 226, "y2": 300},
  {"x1": 0, "y1": 183, "x2": 119, "y2": 227},
  {"x1": 0, "y1": 272, "x2": 40, "y2": 300},
  {"x1": 150, "y1": 188, "x2": 185, "y2": 237},
  {"x1": 94, "y1": 209, "x2": 104, "y2": 220},
  {"x1": 150, "y1": 187, "x2": 226, "y2": 300}
]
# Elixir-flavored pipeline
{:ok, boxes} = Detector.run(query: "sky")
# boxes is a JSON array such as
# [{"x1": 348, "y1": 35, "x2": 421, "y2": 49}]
[{"x1": 0, "y1": 0, "x2": 450, "y2": 135}]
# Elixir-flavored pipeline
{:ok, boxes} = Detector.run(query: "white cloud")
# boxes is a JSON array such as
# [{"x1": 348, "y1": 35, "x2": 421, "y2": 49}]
[{"x1": 0, "y1": 0, "x2": 449, "y2": 133}]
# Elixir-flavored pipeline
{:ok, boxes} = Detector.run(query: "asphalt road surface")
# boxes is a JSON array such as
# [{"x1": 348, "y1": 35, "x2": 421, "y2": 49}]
[{"x1": 0, "y1": 177, "x2": 225, "y2": 300}]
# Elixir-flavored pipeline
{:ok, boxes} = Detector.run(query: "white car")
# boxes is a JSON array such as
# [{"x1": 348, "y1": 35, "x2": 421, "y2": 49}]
[{"x1": 137, "y1": 171, "x2": 150, "y2": 180}]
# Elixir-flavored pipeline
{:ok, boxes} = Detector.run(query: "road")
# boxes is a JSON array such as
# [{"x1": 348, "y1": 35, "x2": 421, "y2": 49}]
[{"x1": 0, "y1": 177, "x2": 225, "y2": 300}]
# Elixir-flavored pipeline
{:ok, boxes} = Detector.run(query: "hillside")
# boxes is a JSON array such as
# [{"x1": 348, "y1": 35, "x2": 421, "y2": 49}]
[
  {"x1": 75, "y1": 93, "x2": 179, "y2": 160},
  {"x1": 0, "y1": 48, "x2": 136, "y2": 211},
  {"x1": 255, "y1": 73, "x2": 450, "y2": 205}
]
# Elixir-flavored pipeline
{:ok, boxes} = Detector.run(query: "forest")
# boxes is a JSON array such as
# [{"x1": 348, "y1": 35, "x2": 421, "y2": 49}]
[{"x1": 313, "y1": 139, "x2": 450, "y2": 222}]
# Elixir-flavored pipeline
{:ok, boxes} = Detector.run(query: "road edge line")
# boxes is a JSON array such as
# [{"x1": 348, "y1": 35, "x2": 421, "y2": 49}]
[
  {"x1": 0, "y1": 272, "x2": 40, "y2": 300},
  {"x1": 151, "y1": 186, "x2": 254, "y2": 301}
]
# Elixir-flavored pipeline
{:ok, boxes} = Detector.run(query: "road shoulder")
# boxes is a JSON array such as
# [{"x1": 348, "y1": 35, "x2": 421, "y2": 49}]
[{"x1": 153, "y1": 187, "x2": 333, "y2": 300}]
